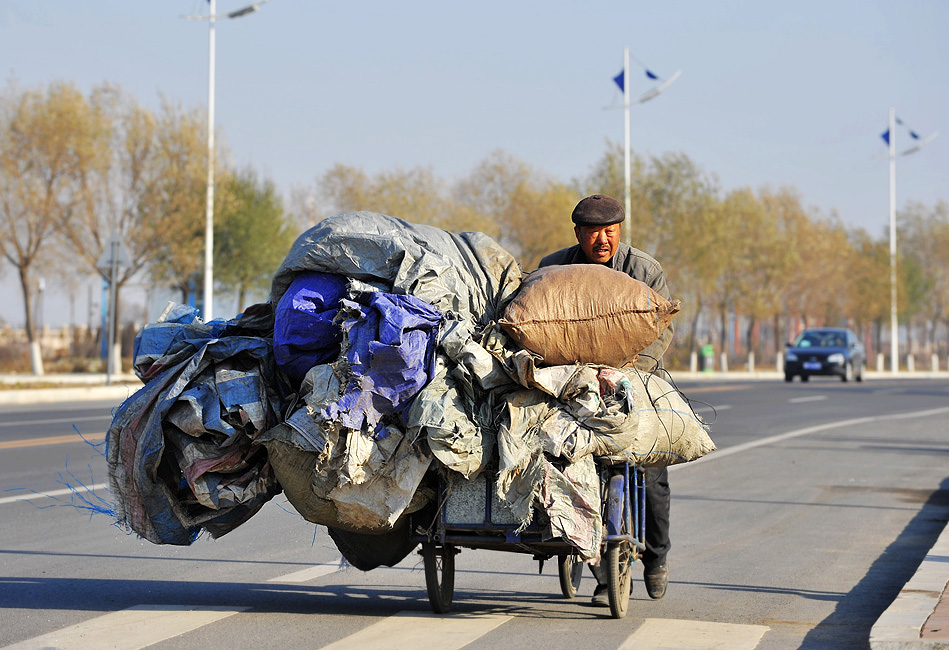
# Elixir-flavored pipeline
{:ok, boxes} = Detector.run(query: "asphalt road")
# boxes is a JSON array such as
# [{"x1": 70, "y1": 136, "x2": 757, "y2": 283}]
[{"x1": 1, "y1": 378, "x2": 948, "y2": 650}]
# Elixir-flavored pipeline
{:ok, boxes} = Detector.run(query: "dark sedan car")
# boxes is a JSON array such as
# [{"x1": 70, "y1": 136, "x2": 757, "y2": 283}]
[{"x1": 784, "y1": 327, "x2": 866, "y2": 382}]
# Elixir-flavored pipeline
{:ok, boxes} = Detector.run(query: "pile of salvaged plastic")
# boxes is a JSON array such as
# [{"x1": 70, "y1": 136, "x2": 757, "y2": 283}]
[{"x1": 106, "y1": 213, "x2": 713, "y2": 568}]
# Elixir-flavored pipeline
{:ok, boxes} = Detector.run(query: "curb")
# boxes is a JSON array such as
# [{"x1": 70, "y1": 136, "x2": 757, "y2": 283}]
[{"x1": 870, "y1": 522, "x2": 949, "y2": 649}]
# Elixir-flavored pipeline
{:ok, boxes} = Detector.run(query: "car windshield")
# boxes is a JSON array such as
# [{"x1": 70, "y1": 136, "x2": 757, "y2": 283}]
[{"x1": 793, "y1": 331, "x2": 845, "y2": 348}]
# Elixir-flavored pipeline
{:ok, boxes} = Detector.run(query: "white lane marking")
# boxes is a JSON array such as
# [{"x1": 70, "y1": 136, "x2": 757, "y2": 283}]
[
  {"x1": 268, "y1": 563, "x2": 339, "y2": 583},
  {"x1": 619, "y1": 618, "x2": 769, "y2": 649},
  {"x1": 1, "y1": 604, "x2": 247, "y2": 650},
  {"x1": 317, "y1": 611, "x2": 510, "y2": 650},
  {"x1": 0, "y1": 483, "x2": 109, "y2": 506},
  {"x1": 674, "y1": 406, "x2": 949, "y2": 471},
  {"x1": 787, "y1": 395, "x2": 827, "y2": 403}
]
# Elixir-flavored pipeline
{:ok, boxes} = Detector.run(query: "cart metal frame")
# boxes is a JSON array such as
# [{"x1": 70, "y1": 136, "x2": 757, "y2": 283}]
[{"x1": 411, "y1": 458, "x2": 646, "y2": 619}]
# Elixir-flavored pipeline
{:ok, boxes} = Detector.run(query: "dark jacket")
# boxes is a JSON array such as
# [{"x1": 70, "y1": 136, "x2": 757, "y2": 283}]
[{"x1": 537, "y1": 242, "x2": 674, "y2": 371}]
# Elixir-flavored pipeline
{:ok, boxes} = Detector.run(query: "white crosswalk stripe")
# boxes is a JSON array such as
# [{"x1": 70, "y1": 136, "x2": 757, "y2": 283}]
[
  {"x1": 0, "y1": 605, "x2": 247, "y2": 650},
  {"x1": 317, "y1": 611, "x2": 511, "y2": 650},
  {"x1": 268, "y1": 563, "x2": 340, "y2": 583},
  {"x1": 619, "y1": 618, "x2": 769, "y2": 649}
]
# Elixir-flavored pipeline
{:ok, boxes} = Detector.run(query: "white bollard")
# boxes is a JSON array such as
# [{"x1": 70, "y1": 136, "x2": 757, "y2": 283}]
[
  {"x1": 690, "y1": 350, "x2": 698, "y2": 373},
  {"x1": 907, "y1": 355, "x2": 915, "y2": 373},
  {"x1": 719, "y1": 352, "x2": 729, "y2": 373},
  {"x1": 933, "y1": 353, "x2": 941, "y2": 372},
  {"x1": 876, "y1": 352, "x2": 885, "y2": 372},
  {"x1": 776, "y1": 353, "x2": 784, "y2": 374},
  {"x1": 748, "y1": 351, "x2": 755, "y2": 374},
  {"x1": 29, "y1": 340, "x2": 45, "y2": 376}
]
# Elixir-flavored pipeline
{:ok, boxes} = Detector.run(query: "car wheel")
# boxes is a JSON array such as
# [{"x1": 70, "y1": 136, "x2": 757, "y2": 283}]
[
  {"x1": 784, "y1": 373, "x2": 793, "y2": 382},
  {"x1": 800, "y1": 374, "x2": 809, "y2": 382},
  {"x1": 842, "y1": 362, "x2": 852, "y2": 382}
]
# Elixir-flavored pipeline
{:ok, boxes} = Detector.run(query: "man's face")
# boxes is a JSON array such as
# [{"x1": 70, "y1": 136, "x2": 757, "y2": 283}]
[{"x1": 575, "y1": 223, "x2": 620, "y2": 263}]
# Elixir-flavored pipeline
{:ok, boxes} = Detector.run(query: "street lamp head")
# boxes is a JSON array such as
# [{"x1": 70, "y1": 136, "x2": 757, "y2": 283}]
[
  {"x1": 899, "y1": 131, "x2": 939, "y2": 157},
  {"x1": 228, "y1": 4, "x2": 260, "y2": 19},
  {"x1": 182, "y1": 0, "x2": 270, "y2": 22}
]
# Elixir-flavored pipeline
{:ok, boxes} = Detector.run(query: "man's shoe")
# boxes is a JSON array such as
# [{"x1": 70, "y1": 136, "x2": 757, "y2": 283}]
[
  {"x1": 644, "y1": 564, "x2": 668, "y2": 599},
  {"x1": 591, "y1": 584, "x2": 609, "y2": 607}
]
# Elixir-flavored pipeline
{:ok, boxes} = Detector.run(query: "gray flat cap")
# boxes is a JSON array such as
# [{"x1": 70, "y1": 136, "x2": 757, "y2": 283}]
[{"x1": 571, "y1": 194, "x2": 625, "y2": 226}]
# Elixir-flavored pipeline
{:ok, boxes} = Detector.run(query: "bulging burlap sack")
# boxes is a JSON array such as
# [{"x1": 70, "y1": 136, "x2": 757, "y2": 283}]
[{"x1": 499, "y1": 265, "x2": 680, "y2": 367}]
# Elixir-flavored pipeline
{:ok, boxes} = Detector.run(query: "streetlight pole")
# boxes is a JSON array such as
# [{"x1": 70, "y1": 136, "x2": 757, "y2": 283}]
[
  {"x1": 186, "y1": 1, "x2": 269, "y2": 322},
  {"x1": 204, "y1": 0, "x2": 217, "y2": 321},
  {"x1": 884, "y1": 109, "x2": 938, "y2": 373}
]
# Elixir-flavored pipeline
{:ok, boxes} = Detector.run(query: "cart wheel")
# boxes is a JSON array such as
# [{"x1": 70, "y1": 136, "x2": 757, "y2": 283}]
[
  {"x1": 558, "y1": 553, "x2": 583, "y2": 599},
  {"x1": 605, "y1": 472, "x2": 632, "y2": 619},
  {"x1": 606, "y1": 541, "x2": 632, "y2": 619},
  {"x1": 422, "y1": 542, "x2": 455, "y2": 614}
]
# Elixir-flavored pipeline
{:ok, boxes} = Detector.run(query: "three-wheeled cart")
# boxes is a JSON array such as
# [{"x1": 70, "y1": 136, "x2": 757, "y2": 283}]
[{"x1": 411, "y1": 457, "x2": 646, "y2": 619}]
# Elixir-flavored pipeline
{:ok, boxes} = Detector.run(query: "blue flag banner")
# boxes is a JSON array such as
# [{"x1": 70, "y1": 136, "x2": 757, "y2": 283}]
[
  {"x1": 614, "y1": 53, "x2": 669, "y2": 92},
  {"x1": 883, "y1": 117, "x2": 926, "y2": 147},
  {"x1": 614, "y1": 67, "x2": 664, "y2": 90}
]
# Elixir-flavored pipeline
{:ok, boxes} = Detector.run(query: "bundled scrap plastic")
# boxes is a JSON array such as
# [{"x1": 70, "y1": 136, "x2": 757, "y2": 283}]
[
  {"x1": 106, "y1": 211, "x2": 713, "y2": 568},
  {"x1": 107, "y1": 303, "x2": 287, "y2": 545},
  {"x1": 259, "y1": 214, "x2": 522, "y2": 555},
  {"x1": 484, "y1": 340, "x2": 714, "y2": 559}
]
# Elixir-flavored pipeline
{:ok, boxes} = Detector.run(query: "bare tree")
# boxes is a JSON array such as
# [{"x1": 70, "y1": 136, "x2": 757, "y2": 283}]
[
  {"x1": 144, "y1": 100, "x2": 210, "y2": 304},
  {"x1": 0, "y1": 81, "x2": 106, "y2": 374},
  {"x1": 315, "y1": 161, "x2": 496, "y2": 235},
  {"x1": 214, "y1": 168, "x2": 296, "y2": 312}
]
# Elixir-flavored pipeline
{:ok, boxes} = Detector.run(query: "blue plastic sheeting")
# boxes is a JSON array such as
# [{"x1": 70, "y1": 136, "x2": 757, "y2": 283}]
[
  {"x1": 108, "y1": 305, "x2": 286, "y2": 545},
  {"x1": 273, "y1": 272, "x2": 347, "y2": 382},
  {"x1": 320, "y1": 291, "x2": 441, "y2": 434},
  {"x1": 132, "y1": 303, "x2": 231, "y2": 383}
]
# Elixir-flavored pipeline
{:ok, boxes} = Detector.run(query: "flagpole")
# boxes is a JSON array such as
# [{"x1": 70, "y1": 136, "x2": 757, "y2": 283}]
[
  {"x1": 623, "y1": 46, "x2": 631, "y2": 246},
  {"x1": 888, "y1": 107, "x2": 898, "y2": 373}
]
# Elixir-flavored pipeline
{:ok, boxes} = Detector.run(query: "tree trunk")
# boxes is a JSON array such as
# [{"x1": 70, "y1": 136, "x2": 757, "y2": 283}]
[
  {"x1": 773, "y1": 313, "x2": 783, "y2": 366},
  {"x1": 237, "y1": 284, "x2": 247, "y2": 316},
  {"x1": 745, "y1": 316, "x2": 756, "y2": 361},
  {"x1": 18, "y1": 268, "x2": 44, "y2": 376},
  {"x1": 687, "y1": 299, "x2": 702, "y2": 355}
]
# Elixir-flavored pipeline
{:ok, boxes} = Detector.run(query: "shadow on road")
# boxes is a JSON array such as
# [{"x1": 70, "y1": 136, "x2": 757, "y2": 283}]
[{"x1": 799, "y1": 476, "x2": 949, "y2": 649}]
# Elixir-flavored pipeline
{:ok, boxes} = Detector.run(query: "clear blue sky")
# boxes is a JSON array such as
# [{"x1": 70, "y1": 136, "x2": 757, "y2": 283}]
[{"x1": 1, "y1": 0, "x2": 946, "y2": 327}]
